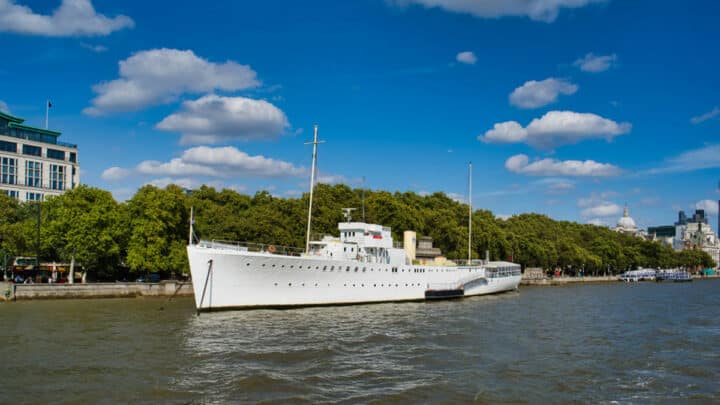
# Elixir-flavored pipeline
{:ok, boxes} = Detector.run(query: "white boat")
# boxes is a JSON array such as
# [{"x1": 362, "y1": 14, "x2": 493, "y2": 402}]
[{"x1": 186, "y1": 126, "x2": 521, "y2": 310}]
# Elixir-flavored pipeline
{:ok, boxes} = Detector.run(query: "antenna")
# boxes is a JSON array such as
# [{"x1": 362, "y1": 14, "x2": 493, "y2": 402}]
[
  {"x1": 304, "y1": 125, "x2": 325, "y2": 254},
  {"x1": 468, "y1": 161, "x2": 472, "y2": 262},
  {"x1": 361, "y1": 176, "x2": 366, "y2": 222},
  {"x1": 342, "y1": 208, "x2": 356, "y2": 222},
  {"x1": 188, "y1": 206, "x2": 194, "y2": 245}
]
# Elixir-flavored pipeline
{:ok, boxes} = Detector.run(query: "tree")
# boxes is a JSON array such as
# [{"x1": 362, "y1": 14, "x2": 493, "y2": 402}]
[
  {"x1": 44, "y1": 186, "x2": 124, "y2": 281},
  {"x1": 125, "y1": 185, "x2": 188, "y2": 275}
]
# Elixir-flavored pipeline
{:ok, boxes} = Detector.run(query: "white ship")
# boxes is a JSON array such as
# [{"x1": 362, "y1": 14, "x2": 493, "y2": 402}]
[{"x1": 186, "y1": 126, "x2": 521, "y2": 311}]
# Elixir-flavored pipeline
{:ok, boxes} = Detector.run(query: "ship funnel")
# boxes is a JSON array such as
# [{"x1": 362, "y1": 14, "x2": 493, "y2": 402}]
[{"x1": 404, "y1": 231, "x2": 416, "y2": 264}]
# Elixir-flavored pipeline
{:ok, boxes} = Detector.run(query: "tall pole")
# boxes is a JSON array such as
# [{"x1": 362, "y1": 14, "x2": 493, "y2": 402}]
[
  {"x1": 45, "y1": 100, "x2": 49, "y2": 129},
  {"x1": 304, "y1": 125, "x2": 324, "y2": 254},
  {"x1": 36, "y1": 200, "x2": 41, "y2": 270},
  {"x1": 362, "y1": 176, "x2": 366, "y2": 222},
  {"x1": 188, "y1": 206, "x2": 194, "y2": 245},
  {"x1": 468, "y1": 161, "x2": 472, "y2": 262}
]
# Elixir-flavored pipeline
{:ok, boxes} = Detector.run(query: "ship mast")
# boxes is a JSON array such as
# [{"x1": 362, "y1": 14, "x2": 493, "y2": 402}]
[
  {"x1": 305, "y1": 125, "x2": 324, "y2": 254},
  {"x1": 468, "y1": 161, "x2": 472, "y2": 262}
]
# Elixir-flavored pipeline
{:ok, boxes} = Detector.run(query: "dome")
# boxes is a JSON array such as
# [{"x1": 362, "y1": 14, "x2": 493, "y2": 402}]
[
  {"x1": 617, "y1": 204, "x2": 636, "y2": 229},
  {"x1": 617, "y1": 216, "x2": 636, "y2": 229}
]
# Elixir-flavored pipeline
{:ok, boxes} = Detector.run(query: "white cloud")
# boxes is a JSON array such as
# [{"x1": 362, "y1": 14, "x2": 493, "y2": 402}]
[
  {"x1": 587, "y1": 218, "x2": 608, "y2": 226},
  {"x1": 102, "y1": 146, "x2": 306, "y2": 185},
  {"x1": 316, "y1": 174, "x2": 349, "y2": 185},
  {"x1": 181, "y1": 146, "x2": 305, "y2": 178},
  {"x1": 695, "y1": 199, "x2": 719, "y2": 215},
  {"x1": 0, "y1": 100, "x2": 9, "y2": 113},
  {"x1": 447, "y1": 192, "x2": 465, "y2": 203},
  {"x1": 156, "y1": 95, "x2": 289, "y2": 144},
  {"x1": 645, "y1": 144, "x2": 720, "y2": 174},
  {"x1": 480, "y1": 110, "x2": 631, "y2": 148},
  {"x1": 456, "y1": 51, "x2": 477, "y2": 64},
  {"x1": 84, "y1": 48, "x2": 259, "y2": 115},
  {"x1": 100, "y1": 166, "x2": 131, "y2": 181},
  {"x1": 535, "y1": 178, "x2": 575, "y2": 194},
  {"x1": 573, "y1": 52, "x2": 617, "y2": 73},
  {"x1": 0, "y1": 0, "x2": 133, "y2": 37},
  {"x1": 389, "y1": 0, "x2": 605, "y2": 22},
  {"x1": 581, "y1": 202, "x2": 621, "y2": 218},
  {"x1": 80, "y1": 42, "x2": 107, "y2": 52},
  {"x1": 496, "y1": 214, "x2": 512, "y2": 220},
  {"x1": 690, "y1": 107, "x2": 720, "y2": 125},
  {"x1": 506, "y1": 154, "x2": 622, "y2": 177},
  {"x1": 509, "y1": 78, "x2": 578, "y2": 109}
]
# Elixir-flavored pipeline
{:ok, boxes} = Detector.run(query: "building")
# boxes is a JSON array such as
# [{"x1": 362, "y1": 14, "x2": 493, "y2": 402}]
[
  {"x1": 673, "y1": 209, "x2": 720, "y2": 268},
  {"x1": 613, "y1": 204, "x2": 646, "y2": 238},
  {"x1": 0, "y1": 110, "x2": 79, "y2": 202},
  {"x1": 647, "y1": 225, "x2": 676, "y2": 247}
]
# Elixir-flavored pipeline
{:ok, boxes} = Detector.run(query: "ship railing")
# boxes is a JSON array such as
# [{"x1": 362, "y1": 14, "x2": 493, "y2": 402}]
[
  {"x1": 199, "y1": 239, "x2": 305, "y2": 257},
  {"x1": 453, "y1": 259, "x2": 486, "y2": 267}
]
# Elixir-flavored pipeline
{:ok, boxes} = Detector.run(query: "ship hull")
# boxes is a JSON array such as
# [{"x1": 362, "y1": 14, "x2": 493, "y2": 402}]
[{"x1": 188, "y1": 245, "x2": 521, "y2": 310}]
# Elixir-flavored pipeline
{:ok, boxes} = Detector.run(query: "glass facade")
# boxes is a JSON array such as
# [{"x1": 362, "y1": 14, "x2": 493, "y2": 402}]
[
  {"x1": 50, "y1": 164, "x2": 65, "y2": 190},
  {"x1": 22, "y1": 144, "x2": 41, "y2": 156},
  {"x1": 1, "y1": 157, "x2": 17, "y2": 184},
  {"x1": 0, "y1": 140, "x2": 16, "y2": 153},
  {"x1": 25, "y1": 161, "x2": 42, "y2": 188},
  {"x1": 47, "y1": 148, "x2": 65, "y2": 160}
]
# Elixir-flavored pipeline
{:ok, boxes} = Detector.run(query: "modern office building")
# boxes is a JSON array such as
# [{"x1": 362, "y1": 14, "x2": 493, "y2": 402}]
[{"x1": 0, "y1": 110, "x2": 79, "y2": 202}]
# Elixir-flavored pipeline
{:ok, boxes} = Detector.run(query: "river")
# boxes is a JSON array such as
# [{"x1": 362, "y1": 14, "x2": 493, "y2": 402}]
[{"x1": 2, "y1": 280, "x2": 719, "y2": 403}]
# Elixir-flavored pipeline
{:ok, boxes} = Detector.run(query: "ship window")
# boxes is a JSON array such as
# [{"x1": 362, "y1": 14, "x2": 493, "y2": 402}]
[
  {"x1": 323, "y1": 266, "x2": 327, "y2": 270},
  {"x1": 288, "y1": 283, "x2": 292, "y2": 286},
  {"x1": 274, "y1": 283, "x2": 277, "y2": 286},
  {"x1": 331, "y1": 266, "x2": 334, "y2": 271},
  {"x1": 316, "y1": 266, "x2": 319, "y2": 270},
  {"x1": 362, "y1": 267, "x2": 366, "y2": 272},
  {"x1": 272, "y1": 264, "x2": 276, "y2": 267},
  {"x1": 290, "y1": 265, "x2": 294, "y2": 269},
  {"x1": 262, "y1": 264, "x2": 265, "y2": 267},
  {"x1": 354, "y1": 267, "x2": 358, "y2": 272},
  {"x1": 361, "y1": 284, "x2": 364, "y2": 287},
  {"x1": 353, "y1": 284, "x2": 356, "y2": 287},
  {"x1": 246, "y1": 263, "x2": 250, "y2": 266},
  {"x1": 299, "y1": 266, "x2": 303, "y2": 269},
  {"x1": 346, "y1": 266, "x2": 350, "y2": 271},
  {"x1": 374, "y1": 284, "x2": 377, "y2": 287},
  {"x1": 344, "y1": 247, "x2": 346, "y2": 252}
]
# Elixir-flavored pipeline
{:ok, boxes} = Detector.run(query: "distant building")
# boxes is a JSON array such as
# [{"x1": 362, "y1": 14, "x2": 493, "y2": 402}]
[
  {"x1": 673, "y1": 209, "x2": 720, "y2": 268},
  {"x1": 647, "y1": 225, "x2": 675, "y2": 247},
  {"x1": 0, "y1": 110, "x2": 79, "y2": 202},
  {"x1": 613, "y1": 204, "x2": 646, "y2": 238}
]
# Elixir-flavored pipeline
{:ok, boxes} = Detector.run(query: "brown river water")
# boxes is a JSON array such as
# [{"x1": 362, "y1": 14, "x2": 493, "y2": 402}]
[{"x1": 2, "y1": 280, "x2": 719, "y2": 403}]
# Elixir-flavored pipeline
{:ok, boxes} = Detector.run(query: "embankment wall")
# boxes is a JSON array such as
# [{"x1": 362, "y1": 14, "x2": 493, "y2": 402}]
[{"x1": 2, "y1": 281, "x2": 193, "y2": 301}]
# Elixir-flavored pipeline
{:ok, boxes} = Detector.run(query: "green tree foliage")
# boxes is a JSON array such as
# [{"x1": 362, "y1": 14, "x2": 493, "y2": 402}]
[{"x1": 1, "y1": 183, "x2": 716, "y2": 279}]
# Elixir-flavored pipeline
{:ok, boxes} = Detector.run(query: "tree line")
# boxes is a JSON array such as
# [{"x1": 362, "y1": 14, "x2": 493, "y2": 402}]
[{"x1": 0, "y1": 183, "x2": 714, "y2": 280}]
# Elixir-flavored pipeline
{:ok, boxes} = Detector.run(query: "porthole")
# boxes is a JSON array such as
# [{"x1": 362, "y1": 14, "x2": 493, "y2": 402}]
[
  {"x1": 346, "y1": 267, "x2": 350, "y2": 271},
  {"x1": 288, "y1": 283, "x2": 292, "y2": 286},
  {"x1": 354, "y1": 267, "x2": 358, "y2": 272},
  {"x1": 302, "y1": 283, "x2": 305, "y2": 286},
  {"x1": 262, "y1": 264, "x2": 265, "y2": 267},
  {"x1": 353, "y1": 284, "x2": 356, "y2": 287},
  {"x1": 362, "y1": 267, "x2": 366, "y2": 272},
  {"x1": 272, "y1": 264, "x2": 276, "y2": 268},
  {"x1": 331, "y1": 266, "x2": 334, "y2": 271},
  {"x1": 344, "y1": 283, "x2": 347, "y2": 287},
  {"x1": 299, "y1": 266, "x2": 302, "y2": 269},
  {"x1": 361, "y1": 284, "x2": 364, "y2": 287},
  {"x1": 281, "y1": 265, "x2": 285, "y2": 268},
  {"x1": 246, "y1": 263, "x2": 250, "y2": 266},
  {"x1": 274, "y1": 282, "x2": 278, "y2": 286},
  {"x1": 373, "y1": 284, "x2": 377, "y2": 287},
  {"x1": 290, "y1": 265, "x2": 294, "y2": 269},
  {"x1": 316, "y1": 266, "x2": 319, "y2": 270}
]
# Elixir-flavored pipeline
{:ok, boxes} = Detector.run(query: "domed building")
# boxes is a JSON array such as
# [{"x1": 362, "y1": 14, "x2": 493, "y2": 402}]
[{"x1": 614, "y1": 204, "x2": 646, "y2": 237}]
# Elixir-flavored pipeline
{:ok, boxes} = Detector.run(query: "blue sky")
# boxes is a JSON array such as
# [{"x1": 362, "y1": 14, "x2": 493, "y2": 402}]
[{"x1": 1, "y1": 0, "x2": 720, "y2": 230}]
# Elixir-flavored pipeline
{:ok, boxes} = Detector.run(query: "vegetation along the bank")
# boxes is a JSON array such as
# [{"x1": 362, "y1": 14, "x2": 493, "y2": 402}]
[{"x1": 0, "y1": 184, "x2": 714, "y2": 280}]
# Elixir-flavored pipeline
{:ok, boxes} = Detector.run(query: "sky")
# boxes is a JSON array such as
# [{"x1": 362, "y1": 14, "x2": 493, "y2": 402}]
[{"x1": 1, "y1": 0, "x2": 720, "y2": 230}]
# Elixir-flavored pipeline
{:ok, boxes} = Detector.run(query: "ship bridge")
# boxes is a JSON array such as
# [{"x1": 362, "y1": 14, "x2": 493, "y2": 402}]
[{"x1": 306, "y1": 221, "x2": 405, "y2": 265}]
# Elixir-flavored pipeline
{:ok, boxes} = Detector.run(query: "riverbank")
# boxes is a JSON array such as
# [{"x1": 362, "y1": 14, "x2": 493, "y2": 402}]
[
  {"x1": 521, "y1": 274, "x2": 720, "y2": 286},
  {"x1": 2, "y1": 281, "x2": 192, "y2": 301}
]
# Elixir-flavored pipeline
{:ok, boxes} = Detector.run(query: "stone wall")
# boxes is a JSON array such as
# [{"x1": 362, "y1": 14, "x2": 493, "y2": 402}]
[{"x1": 3, "y1": 281, "x2": 193, "y2": 301}]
